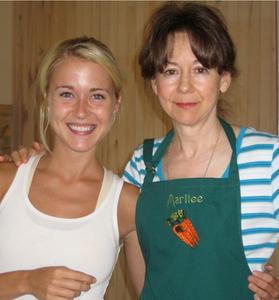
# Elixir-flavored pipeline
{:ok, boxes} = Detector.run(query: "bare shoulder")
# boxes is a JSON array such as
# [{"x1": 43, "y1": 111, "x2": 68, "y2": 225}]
[
  {"x1": 120, "y1": 181, "x2": 140, "y2": 203},
  {"x1": 118, "y1": 182, "x2": 140, "y2": 240},
  {"x1": 0, "y1": 162, "x2": 18, "y2": 201}
]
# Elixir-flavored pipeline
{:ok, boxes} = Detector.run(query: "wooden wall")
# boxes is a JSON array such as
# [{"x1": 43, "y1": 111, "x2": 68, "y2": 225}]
[
  {"x1": 12, "y1": 1, "x2": 277, "y2": 299},
  {"x1": 0, "y1": 2, "x2": 12, "y2": 106}
]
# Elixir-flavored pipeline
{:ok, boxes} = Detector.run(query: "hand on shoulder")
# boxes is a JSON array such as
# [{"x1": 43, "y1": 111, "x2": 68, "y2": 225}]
[{"x1": 0, "y1": 142, "x2": 44, "y2": 167}]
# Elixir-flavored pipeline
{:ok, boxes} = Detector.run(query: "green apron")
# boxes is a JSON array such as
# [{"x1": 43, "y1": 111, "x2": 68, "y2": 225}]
[{"x1": 136, "y1": 119, "x2": 253, "y2": 300}]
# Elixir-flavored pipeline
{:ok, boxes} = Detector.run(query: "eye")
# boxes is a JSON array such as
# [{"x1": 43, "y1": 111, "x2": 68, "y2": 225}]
[
  {"x1": 60, "y1": 91, "x2": 74, "y2": 99},
  {"x1": 163, "y1": 68, "x2": 178, "y2": 76},
  {"x1": 194, "y1": 66, "x2": 209, "y2": 74},
  {"x1": 91, "y1": 93, "x2": 105, "y2": 101}
]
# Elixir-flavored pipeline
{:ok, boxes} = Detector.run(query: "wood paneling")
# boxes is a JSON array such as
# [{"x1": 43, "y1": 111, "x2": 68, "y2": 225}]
[
  {"x1": 0, "y1": 105, "x2": 12, "y2": 154},
  {"x1": 13, "y1": 1, "x2": 277, "y2": 299}
]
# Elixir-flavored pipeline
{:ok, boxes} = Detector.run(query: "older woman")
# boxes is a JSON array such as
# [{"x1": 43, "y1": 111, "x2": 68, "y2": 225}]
[{"x1": 123, "y1": 2, "x2": 279, "y2": 300}]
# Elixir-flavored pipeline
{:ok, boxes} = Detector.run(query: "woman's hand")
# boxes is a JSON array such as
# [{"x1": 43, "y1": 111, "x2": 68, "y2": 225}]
[
  {"x1": 248, "y1": 265, "x2": 279, "y2": 300},
  {"x1": 28, "y1": 266, "x2": 96, "y2": 300},
  {"x1": 0, "y1": 142, "x2": 45, "y2": 166}
]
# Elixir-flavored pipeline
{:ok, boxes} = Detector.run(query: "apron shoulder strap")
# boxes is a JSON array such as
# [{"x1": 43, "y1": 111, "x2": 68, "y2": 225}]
[
  {"x1": 143, "y1": 138, "x2": 156, "y2": 185},
  {"x1": 219, "y1": 118, "x2": 236, "y2": 151},
  {"x1": 143, "y1": 130, "x2": 175, "y2": 185},
  {"x1": 219, "y1": 118, "x2": 239, "y2": 179}
]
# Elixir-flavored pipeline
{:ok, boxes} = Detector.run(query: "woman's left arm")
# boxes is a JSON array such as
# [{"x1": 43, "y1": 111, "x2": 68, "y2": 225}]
[
  {"x1": 118, "y1": 182, "x2": 145, "y2": 296},
  {"x1": 247, "y1": 137, "x2": 279, "y2": 299},
  {"x1": 124, "y1": 230, "x2": 145, "y2": 296}
]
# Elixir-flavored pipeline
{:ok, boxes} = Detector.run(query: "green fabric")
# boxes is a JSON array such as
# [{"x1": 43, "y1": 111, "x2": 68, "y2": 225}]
[{"x1": 136, "y1": 119, "x2": 253, "y2": 300}]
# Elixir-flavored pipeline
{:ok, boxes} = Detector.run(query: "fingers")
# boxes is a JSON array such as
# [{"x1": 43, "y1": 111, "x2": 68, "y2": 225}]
[
  {"x1": 11, "y1": 148, "x2": 28, "y2": 166},
  {"x1": 61, "y1": 267, "x2": 96, "y2": 285},
  {"x1": 0, "y1": 153, "x2": 12, "y2": 162},
  {"x1": 29, "y1": 266, "x2": 96, "y2": 300},
  {"x1": 53, "y1": 267, "x2": 96, "y2": 295},
  {"x1": 0, "y1": 142, "x2": 45, "y2": 166},
  {"x1": 265, "y1": 264, "x2": 274, "y2": 273},
  {"x1": 56, "y1": 277, "x2": 93, "y2": 293},
  {"x1": 248, "y1": 271, "x2": 279, "y2": 299},
  {"x1": 11, "y1": 143, "x2": 43, "y2": 166},
  {"x1": 33, "y1": 142, "x2": 46, "y2": 153},
  {"x1": 48, "y1": 284, "x2": 82, "y2": 299},
  {"x1": 50, "y1": 280, "x2": 93, "y2": 298},
  {"x1": 249, "y1": 281, "x2": 269, "y2": 299}
]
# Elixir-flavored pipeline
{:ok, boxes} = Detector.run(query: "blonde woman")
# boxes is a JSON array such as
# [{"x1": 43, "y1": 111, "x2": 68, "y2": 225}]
[{"x1": 0, "y1": 36, "x2": 143, "y2": 299}]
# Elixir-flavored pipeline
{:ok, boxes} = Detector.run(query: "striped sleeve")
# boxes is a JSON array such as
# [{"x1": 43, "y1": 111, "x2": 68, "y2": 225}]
[
  {"x1": 271, "y1": 138, "x2": 279, "y2": 218},
  {"x1": 122, "y1": 137, "x2": 165, "y2": 188},
  {"x1": 239, "y1": 128, "x2": 279, "y2": 271},
  {"x1": 123, "y1": 144, "x2": 145, "y2": 188}
]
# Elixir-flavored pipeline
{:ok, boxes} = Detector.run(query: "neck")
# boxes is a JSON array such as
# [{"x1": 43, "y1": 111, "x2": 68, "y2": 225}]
[
  {"x1": 172, "y1": 118, "x2": 221, "y2": 159},
  {"x1": 41, "y1": 146, "x2": 103, "y2": 181}
]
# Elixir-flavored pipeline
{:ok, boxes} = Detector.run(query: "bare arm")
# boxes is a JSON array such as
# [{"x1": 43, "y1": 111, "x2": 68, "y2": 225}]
[
  {"x1": 0, "y1": 267, "x2": 95, "y2": 300},
  {"x1": 0, "y1": 270, "x2": 29, "y2": 299},
  {"x1": 118, "y1": 182, "x2": 145, "y2": 296},
  {"x1": 0, "y1": 162, "x2": 17, "y2": 203},
  {"x1": 124, "y1": 230, "x2": 145, "y2": 296}
]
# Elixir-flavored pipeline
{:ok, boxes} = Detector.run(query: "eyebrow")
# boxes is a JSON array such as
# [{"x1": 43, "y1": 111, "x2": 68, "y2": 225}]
[
  {"x1": 55, "y1": 85, "x2": 110, "y2": 93},
  {"x1": 166, "y1": 59, "x2": 200, "y2": 65},
  {"x1": 55, "y1": 85, "x2": 74, "y2": 90},
  {"x1": 90, "y1": 87, "x2": 110, "y2": 93}
]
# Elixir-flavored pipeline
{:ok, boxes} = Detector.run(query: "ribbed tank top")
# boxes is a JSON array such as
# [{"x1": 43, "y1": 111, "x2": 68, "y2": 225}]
[{"x1": 0, "y1": 155, "x2": 123, "y2": 299}]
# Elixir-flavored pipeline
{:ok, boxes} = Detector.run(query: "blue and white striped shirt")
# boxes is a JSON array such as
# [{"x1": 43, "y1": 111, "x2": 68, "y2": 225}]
[{"x1": 123, "y1": 127, "x2": 279, "y2": 271}]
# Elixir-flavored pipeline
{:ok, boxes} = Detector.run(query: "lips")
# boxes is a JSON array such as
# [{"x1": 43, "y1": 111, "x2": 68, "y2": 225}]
[
  {"x1": 175, "y1": 102, "x2": 197, "y2": 109},
  {"x1": 67, "y1": 123, "x2": 97, "y2": 135}
]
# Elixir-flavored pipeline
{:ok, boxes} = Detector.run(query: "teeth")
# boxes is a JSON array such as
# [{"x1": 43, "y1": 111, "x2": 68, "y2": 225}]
[{"x1": 68, "y1": 124, "x2": 96, "y2": 132}]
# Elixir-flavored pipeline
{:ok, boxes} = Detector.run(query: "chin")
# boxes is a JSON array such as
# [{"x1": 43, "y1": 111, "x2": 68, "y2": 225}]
[
  {"x1": 172, "y1": 117, "x2": 199, "y2": 127},
  {"x1": 67, "y1": 143, "x2": 96, "y2": 153}
]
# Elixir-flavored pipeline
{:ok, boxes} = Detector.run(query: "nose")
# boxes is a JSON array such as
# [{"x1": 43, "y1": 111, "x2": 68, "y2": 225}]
[
  {"x1": 178, "y1": 71, "x2": 192, "y2": 93},
  {"x1": 75, "y1": 98, "x2": 89, "y2": 118}
]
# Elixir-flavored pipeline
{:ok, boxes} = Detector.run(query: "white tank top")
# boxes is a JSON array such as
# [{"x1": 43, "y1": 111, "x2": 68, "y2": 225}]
[{"x1": 0, "y1": 155, "x2": 123, "y2": 299}]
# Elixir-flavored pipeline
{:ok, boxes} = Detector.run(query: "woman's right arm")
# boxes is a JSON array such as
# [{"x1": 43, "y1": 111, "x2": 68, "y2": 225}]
[
  {"x1": 0, "y1": 267, "x2": 95, "y2": 299},
  {"x1": 0, "y1": 162, "x2": 17, "y2": 202},
  {"x1": 0, "y1": 164, "x2": 29, "y2": 298},
  {"x1": 0, "y1": 270, "x2": 30, "y2": 299},
  {"x1": 0, "y1": 164, "x2": 95, "y2": 299}
]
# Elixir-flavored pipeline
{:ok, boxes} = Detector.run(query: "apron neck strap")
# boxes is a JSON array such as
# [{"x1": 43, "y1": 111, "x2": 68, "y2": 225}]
[
  {"x1": 143, "y1": 118, "x2": 238, "y2": 184},
  {"x1": 219, "y1": 118, "x2": 239, "y2": 179},
  {"x1": 219, "y1": 118, "x2": 236, "y2": 151},
  {"x1": 143, "y1": 130, "x2": 174, "y2": 184}
]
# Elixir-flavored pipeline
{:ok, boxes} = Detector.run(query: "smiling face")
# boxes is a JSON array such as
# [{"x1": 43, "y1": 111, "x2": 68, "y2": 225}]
[
  {"x1": 151, "y1": 32, "x2": 231, "y2": 128},
  {"x1": 46, "y1": 56, "x2": 120, "y2": 153}
]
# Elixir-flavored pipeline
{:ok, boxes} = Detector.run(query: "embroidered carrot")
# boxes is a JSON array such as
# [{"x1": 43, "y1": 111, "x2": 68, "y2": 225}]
[{"x1": 166, "y1": 209, "x2": 199, "y2": 248}]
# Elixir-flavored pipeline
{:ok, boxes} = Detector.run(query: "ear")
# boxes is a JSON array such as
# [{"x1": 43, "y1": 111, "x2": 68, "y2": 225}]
[
  {"x1": 45, "y1": 92, "x2": 50, "y2": 104},
  {"x1": 45, "y1": 93, "x2": 51, "y2": 112},
  {"x1": 113, "y1": 95, "x2": 121, "y2": 113},
  {"x1": 220, "y1": 72, "x2": 231, "y2": 93},
  {"x1": 150, "y1": 79, "x2": 158, "y2": 96}
]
